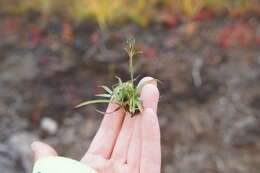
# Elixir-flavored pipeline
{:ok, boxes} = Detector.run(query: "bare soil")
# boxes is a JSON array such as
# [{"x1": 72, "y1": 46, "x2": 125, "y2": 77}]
[{"x1": 0, "y1": 14, "x2": 260, "y2": 173}]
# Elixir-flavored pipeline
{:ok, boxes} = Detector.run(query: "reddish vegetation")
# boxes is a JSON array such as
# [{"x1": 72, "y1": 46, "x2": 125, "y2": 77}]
[
  {"x1": 24, "y1": 24, "x2": 44, "y2": 47},
  {"x1": 90, "y1": 32, "x2": 100, "y2": 44},
  {"x1": 165, "y1": 17, "x2": 179, "y2": 28},
  {"x1": 62, "y1": 21, "x2": 74, "y2": 41},
  {"x1": 217, "y1": 23, "x2": 255, "y2": 48},
  {"x1": 140, "y1": 45, "x2": 157, "y2": 59},
  {"x1": 192, "y1": 8, "x2": 214, "y2": 21}
]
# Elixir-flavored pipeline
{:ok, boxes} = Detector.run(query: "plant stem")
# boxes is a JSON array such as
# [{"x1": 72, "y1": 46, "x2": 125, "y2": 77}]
[
  {"x1": 129, "y1": 53, "x2": 134, "y2": 83},
  {"x1": 126, "y1": 36, "x2": 135, "y2": 84}
]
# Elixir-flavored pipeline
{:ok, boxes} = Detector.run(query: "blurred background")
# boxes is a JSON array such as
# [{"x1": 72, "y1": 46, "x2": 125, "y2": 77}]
[{"x1": 0, "y1": 0, "x2": 260, "y2": 173}]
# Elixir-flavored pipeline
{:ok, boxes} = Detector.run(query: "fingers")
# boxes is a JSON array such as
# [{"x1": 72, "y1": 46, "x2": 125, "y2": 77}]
[
  {"x1": 138, "y1": 76, "x2": 157, "y2": 88},
  {"x1": 127, "y1": 76, "x2": 159, "y2": 172},
  {"x1": 31, "y1": 141, "x2": 58, "y2": 161},
  {"x1": 126, "y1": 114, "x2": 142, "y2": 172},
  {"x1": 139, "y1": 77, "x2": 161, "y2": 173},
  {"x1": 82, "y1": 103, "x2": 125, "y2": 160},
  {"x1": 111, "y1": 113, "x2": 135, "y2": 162},
  {"x1": 140, "y1": 109, "x2": 161, "y2": 173},
  {"x1": 139, "y1": 77, "x2": 159, "y2": 113},
  {"x1": 82, "y1": 76, "x2": 159, "y2": 167}
]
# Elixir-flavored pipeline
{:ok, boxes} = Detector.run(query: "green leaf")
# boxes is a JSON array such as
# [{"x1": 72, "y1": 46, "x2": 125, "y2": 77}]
[
  {"x1": 95, "y1": 94, "x2": 112, "y2": 98},
  {"x1": 136, "y1": 101, "x2": 143, "y2": 112},
  {"x1": 75, "y1": 99, "x2": 111, "y2": 108},
  {"x1": 100, "y1": 85, "x2": 113, "y2": 94},
  {"x1": 75, "y1": 37, "x2": 153, "y2": 116}
]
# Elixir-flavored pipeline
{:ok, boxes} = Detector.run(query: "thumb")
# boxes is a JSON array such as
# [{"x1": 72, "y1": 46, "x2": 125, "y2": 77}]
[{"x1": 31, "y1": 141, "x2": 58, "y2": 161}]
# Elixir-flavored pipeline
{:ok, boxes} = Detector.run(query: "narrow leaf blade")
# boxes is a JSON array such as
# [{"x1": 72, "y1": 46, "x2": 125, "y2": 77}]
[
  {"x1": 100, "y1": 85, "x2": 113, "y2": 94},
  {"x1": 95, "y1": 94, "x2": 112, "y2": 98},
  {"x1": 75, "y1": 99, "x2": 111, "y2": 108}
]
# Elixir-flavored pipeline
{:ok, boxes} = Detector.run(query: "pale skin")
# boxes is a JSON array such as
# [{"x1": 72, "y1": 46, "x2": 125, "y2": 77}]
[{"x1": 31, "y1": 77, "x2": 161, "y2": 173}]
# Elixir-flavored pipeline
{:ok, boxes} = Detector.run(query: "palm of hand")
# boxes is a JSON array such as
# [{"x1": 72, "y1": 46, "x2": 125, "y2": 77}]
[{"x1": 31, "y1": 77, "x2": 161, "y2": 173}]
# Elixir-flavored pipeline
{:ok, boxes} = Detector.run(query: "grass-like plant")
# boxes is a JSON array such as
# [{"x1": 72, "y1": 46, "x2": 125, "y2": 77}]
[{"x1": 75, "y1": 37, "x2": 155, "y2": 117}]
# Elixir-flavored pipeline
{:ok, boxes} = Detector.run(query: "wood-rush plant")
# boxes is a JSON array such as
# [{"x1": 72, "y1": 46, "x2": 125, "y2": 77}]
[{"x1": 76, "y1": 37, "x2": 156, "y2": 117}]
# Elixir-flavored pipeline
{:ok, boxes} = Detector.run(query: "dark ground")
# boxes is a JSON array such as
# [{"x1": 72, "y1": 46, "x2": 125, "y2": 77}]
[{"x1": 0, "y1": 14, "x2": 260, "y2": 173}]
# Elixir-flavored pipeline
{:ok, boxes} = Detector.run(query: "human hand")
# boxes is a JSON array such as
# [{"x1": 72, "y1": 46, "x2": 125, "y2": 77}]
[{"x1": 31, "y1": 77, "x2": 161, "y2": 173}]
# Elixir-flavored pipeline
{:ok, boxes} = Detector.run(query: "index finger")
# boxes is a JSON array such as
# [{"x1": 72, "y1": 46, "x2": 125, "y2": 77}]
[
  {"x1": 140, "y1": 108, "x2": 161, "y2": 173},
  {"x1": 82, "y1": 103, "x2": 125, "y2": 160}
]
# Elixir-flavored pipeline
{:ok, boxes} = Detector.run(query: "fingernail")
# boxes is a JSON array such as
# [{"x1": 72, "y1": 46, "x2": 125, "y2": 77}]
[{"x1": 138, "y1": 77, "x2": 157, "y2": 88}]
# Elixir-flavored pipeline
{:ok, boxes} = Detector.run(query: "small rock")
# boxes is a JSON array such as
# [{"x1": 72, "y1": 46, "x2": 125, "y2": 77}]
[
  {"x1": 40, "y1": 117, "x2": 58, "y2": 135},
  {"x1": 7, "y1": 132, "x2": 38, "y2": 173},
  {"x1": 0, "y1": 54, "x2": 39, "y2": 83},
  {"x1": 0, "y1": 144, "x2": 17, "y2": 173}
]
